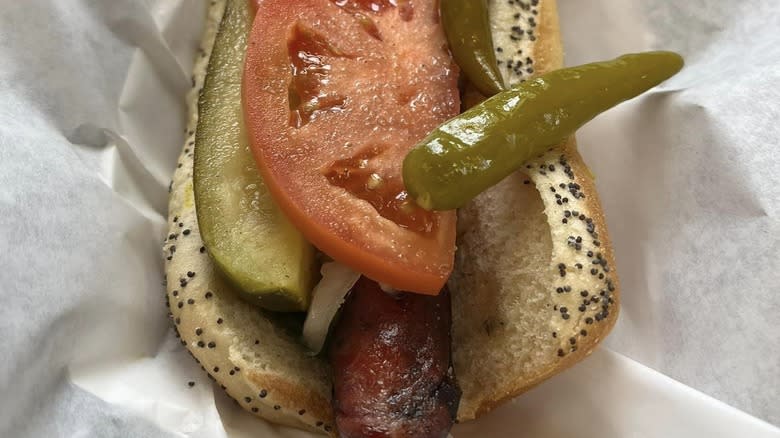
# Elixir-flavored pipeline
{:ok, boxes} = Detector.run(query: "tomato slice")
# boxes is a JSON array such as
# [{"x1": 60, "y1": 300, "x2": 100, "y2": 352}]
[{"x1": 243, "y1": 0, "x2": 459, "y2": 295}]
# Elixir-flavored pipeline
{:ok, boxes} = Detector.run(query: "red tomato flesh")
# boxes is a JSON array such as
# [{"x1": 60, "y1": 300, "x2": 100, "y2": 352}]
[{"x1": 243, "y1": 0, "x2": 459, "y2": 294}]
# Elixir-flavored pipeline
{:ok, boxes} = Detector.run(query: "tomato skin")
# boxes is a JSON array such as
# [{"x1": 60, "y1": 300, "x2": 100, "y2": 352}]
[{"x1": 243, "y1": 0, "x2": 459, "y2": 294}]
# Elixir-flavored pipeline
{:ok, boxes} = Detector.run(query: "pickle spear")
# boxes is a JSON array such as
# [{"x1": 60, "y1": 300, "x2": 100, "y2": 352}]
[
  {"x1": 403, "y1": 51, "x2": 684, "y2": 211},
  {"x1": 194, "y1": 0, "x2": 317, "y2": 312}
]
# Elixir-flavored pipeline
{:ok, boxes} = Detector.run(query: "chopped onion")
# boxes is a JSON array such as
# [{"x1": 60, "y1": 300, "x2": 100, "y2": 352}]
[
  {"x1": 378, "y1": 282, "x2": 398, "y2": 294},
  {"x1": 302, "y1": 262, "x2": 361, "y2": 354}
]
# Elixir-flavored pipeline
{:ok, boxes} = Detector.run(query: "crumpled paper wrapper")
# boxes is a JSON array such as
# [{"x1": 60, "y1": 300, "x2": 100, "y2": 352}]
[{"x1": 0, "y1": 0, "x2": 778, "y2": 436}]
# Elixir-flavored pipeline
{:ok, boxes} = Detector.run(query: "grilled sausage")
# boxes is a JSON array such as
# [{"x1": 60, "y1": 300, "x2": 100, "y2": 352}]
[{"x1": 329, "y1": 277, "x2": 460, "y2": 438}]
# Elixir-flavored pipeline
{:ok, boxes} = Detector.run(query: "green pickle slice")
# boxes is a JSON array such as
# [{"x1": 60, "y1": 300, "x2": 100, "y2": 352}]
[
  {"x1": 194, "y1": 0, "x2": 318, "y2": 312},
  {"x1": 403, "y1": 51, "x2": 684, "y2": 211}
]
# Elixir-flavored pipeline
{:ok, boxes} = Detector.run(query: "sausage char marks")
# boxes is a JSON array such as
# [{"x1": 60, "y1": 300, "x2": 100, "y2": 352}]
[{"x1": 329, "y1": 278, "x2": 460, "y2": 438}]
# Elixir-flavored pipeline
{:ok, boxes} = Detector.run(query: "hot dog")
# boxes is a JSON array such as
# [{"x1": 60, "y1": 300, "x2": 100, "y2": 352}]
[
  {"x1": 329, "y1": 280, "x2": 458, "y2": 437},
  {"x1": 163, "y1": 0, "x2": 680, "y2": 435}
]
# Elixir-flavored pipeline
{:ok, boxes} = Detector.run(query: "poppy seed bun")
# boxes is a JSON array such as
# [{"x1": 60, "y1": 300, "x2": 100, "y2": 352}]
[
  {"x1": 449, "y1": 0, "x2": 619, "y2": 419},
  {"x1": 163, "y1": 0, "x2": 619, "y2": 434},
  {"x1": 163, "y1": 1, "x2": 335, "y2": 435}
]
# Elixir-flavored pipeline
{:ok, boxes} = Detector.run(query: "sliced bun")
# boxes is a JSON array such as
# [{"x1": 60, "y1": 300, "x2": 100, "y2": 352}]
[
  {"x1": 449, "y1": 0, "x2": 620, "y2": 419},
  {"x1": 163, "y1": 0, "x2": 619, "y2": 434},
  {"x1": 163, "y1": 1, "x2": 335, "y2": 435}
]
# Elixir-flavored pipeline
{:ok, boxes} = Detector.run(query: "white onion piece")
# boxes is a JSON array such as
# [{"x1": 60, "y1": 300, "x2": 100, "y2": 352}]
[
  {"x1": 378, "y1": 282, "x2": 399, "y2": 295},
  {"x1": 302, "y1": 262, "x2": 361, "y2": 354}
]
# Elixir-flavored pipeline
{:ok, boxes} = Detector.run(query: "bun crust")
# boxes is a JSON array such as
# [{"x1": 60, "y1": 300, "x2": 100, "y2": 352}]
[
  {"x1": 163, "y1": 1, "x2": 335, "y2": 435},
  {"x1": 163, "y1": 0, "x2": 619, "y2": 433},
  {"x1": 449, "y1": 0, "x2": 619, "y2": 419}
]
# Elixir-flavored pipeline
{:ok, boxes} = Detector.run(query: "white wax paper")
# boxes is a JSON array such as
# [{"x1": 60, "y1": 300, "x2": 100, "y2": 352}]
[{"x1": 0, "y1": 0, "x2": 778, "y2": 437}]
